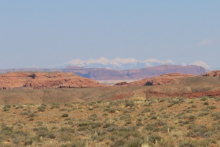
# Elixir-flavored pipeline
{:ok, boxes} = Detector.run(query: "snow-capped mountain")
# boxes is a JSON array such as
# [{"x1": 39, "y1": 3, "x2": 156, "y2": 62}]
[
  {"x1": 59, "y1": 57, "x2": 210, "y2": 70},
  {"x1": 61, "y1": 57, "x2": 174, "y2": 70}
]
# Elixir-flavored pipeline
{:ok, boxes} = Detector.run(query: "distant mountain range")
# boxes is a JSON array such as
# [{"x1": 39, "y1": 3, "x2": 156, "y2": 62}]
[
  {"x1": 63, "y1": 65, "x2": 208, "y2": 80},
  {"x1": 0, "y1": 58, "x2": 209, "y2": 81},
  {"x1": 60, "y1": 57, "x2": 210, "y2": 70},
  {"x1": 0, "y1": 65, "x2": 208, "y2": 81}
]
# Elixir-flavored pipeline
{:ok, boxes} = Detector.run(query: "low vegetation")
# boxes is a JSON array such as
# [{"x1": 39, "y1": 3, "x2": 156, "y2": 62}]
[{"x1": 1, "y1": 96, "x2": 220, "y2": 147}]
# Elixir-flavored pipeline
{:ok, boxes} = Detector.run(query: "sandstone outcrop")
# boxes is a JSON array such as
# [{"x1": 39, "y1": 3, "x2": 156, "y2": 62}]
[
  {"x1": 0, "y1": 72, "x2": 103, "y2": 89},
  {"x1": 128, "y1": 73, "x2": 194, "y2": 86}
]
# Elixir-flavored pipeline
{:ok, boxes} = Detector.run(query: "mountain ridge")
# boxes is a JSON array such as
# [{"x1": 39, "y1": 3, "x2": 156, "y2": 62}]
[{"x1": 0, "y1": 65, "x2": 208, "y2": 81}]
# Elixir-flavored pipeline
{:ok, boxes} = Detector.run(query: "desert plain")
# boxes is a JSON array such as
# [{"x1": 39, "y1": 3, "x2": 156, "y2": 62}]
[{"x1": 0, "y1": 70, "x2": 220, "y2": 147}]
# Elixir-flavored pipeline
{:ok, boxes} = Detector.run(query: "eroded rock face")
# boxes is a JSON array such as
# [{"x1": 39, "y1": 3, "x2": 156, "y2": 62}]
[
  {"x1": 128, "y1": 73, "x2": 194, "y2": 86},
  {"x1": 0, "y1": 72, "x2": 103, "y2": 89}
]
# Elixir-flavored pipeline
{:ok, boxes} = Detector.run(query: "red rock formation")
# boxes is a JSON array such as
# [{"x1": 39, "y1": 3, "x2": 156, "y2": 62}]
[
  {"x1": 189, "y1": 90, "x2": 220, "y2": 98},
  {"x1": 128, "y1": 73, "x2": 194, "y2": 86},
  {"x1": 200, "y1": 70, "x2": 220, "y2": 77},
  {"x1": 0, "y1": 72, "x2": 103, "y2": 89}
]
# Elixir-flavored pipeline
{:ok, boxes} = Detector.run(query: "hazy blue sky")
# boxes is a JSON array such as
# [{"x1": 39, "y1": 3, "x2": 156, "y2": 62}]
[{"x1": 0, "y1": 1, "x2": 220, "y2": 69}]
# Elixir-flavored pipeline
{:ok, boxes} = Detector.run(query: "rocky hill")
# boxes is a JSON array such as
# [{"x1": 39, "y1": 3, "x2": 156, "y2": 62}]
[{"x1": 0, "y1": 72, "x2": 103, "y2": 90}]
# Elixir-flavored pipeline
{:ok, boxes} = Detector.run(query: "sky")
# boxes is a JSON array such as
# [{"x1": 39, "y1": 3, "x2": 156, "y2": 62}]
[{"x1": 0, "y1": 1, "x2": 220, "y2": 69}]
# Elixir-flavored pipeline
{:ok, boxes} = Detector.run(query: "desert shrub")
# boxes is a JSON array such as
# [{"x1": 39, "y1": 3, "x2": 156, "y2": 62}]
[
  {"x1": 124, "y1": 138, "x2": 142, "y2": 147},
  {"x1": 60, "y1": 127, "x2": 75, "y2": 133},
  {"x1": 206, "y1": 106, "x2": 217, "y2": 110},
  {"x1": 198, "y1": 112, "x2": 209, "y2": 117},
  {"x1": 89, "y1": 114, "x2": 98, "y2": 121},
  {"x1": 33, "y1": 127, "x2": 49, "y2": 138},
  {"x1": 119, "y1": 113, "x2": 131, "y2": 121},
  {"x1": 50, "y1": 103, "x2": 60, "y2": 109},
  {"x1": 179, "y1": 120, "x2": 189, "y2": 125},
  {"x1": 91, "y1": 122, "x2": 102, "y2": 129},
  {"x1": 3, "y1": 105, "x2": 11, "y2": 112},
  {"x1": 61, "y1": 139, "x2": 86, "y2": 147},
  {"x1": 175, "y1": 112, "x2": 185, "y2": 119},
  {"x1": 15, "y1": 105, "x2": 24, "y2": 109},
  {"x1": 145, "y1": 120, "x2": 167, "y2": 132},
  {"x1": 61, "y1": 114, "x2": 69, "y2": 117},
  {"x1": 200, "y1": 97, "x2": 208, "y2": 101},
  {"x1": 211, "y1": 112, "x2": 220, "y2": 120},
  {"x1": 104, "y1": 108, "x2": 115, "y2": 113},
  {"x1": 103, "y1": 113, "x2": 108, "y2": 116},
  {"x1": 125, "y1": 101, "x2": 134, "y2": 107},
  {"x1": 148, "y1": 134, "x2": 162, "y2": 144},
  {"x1": 48, "y1": 132, "x2": 57, "y2": 139},
  {"x1": 158, "y1": 99, "x2": 165, "y2": 103},
  {"x1": 204, "y1": 102, "x2": 209, "y2": 105},
  {"x1": 103, "y1": 123, "x2": 115, "y2": 128},
  {"x1": 25, "y1": 139, "x2": 33, "y2": 146},
  {"x1": 28, "y1": 113, "x2": 38, "y2": 118},
  {"x1": 184, "y1": 115, "x2": 196, "y2": 122},
  {"x1": 111, "y1": 126, "x2": 140, "y2": 140},
  {"x1": 77, "y1": 122, "x2": 90, "y2": 131},
  {"x1": 191, "y1": 105, "x2": 197, "y2": 108},
  {"x1": 64, "y1": 103, "x2": 73, "y2": 107},
  {"x1": 179, "y1": 139, "x2": 210, "y2": 147},
  {"x1": 90, "y1": 129, "x2": 106, "y2": 141},
  {"x1": 11, "y1": 130, "x2": 29, "y2": 145},
  {"x1": 20, "y1": 111, "x2": 29, "y2": 116},
  {"x1": 60, "y1": 108, "x2": 68, "y2": 111},
  {"x1": 37, "y1": 105, "x2": 46, "y2": 112},
  {"x1": 36, "y1": 121, "x2": 43, "y2": 126},
  {"x1": 78, "y1": 122, "x2": 89, "y2": 127},
  {"x1": 125, "y1": 121, "x2": 132, "y2": 126},
  {"x1": 111, "y1": 137, "x2": 127, "y2": 147},
  {"x1": 136, "y1": 121, "x2": 144, "y2": 127},
  {"x1": 106, "y1": 125, "x2": 118, "y2": 132},
  {"x1": 142, "y1": 108, "x2": 151, "y2": 113},
  {"x1": 29, "y1": 118, "x2": 34, "y2": 121},
  {"x1": 167, "y1": 98, "x2": 184, "y2": 107},
  {"x1": 1, "y1": 123, "x2": 13, "y2": 136},
  {"x1": 58, "y1": 132, "x2": 73, "y2": 142},
  {"x1": 187, "y1": 124, "x2": 217, "y2": 138},
  {"x1": 188, "y1": 100, "x2": 194, "y2": 104}
]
